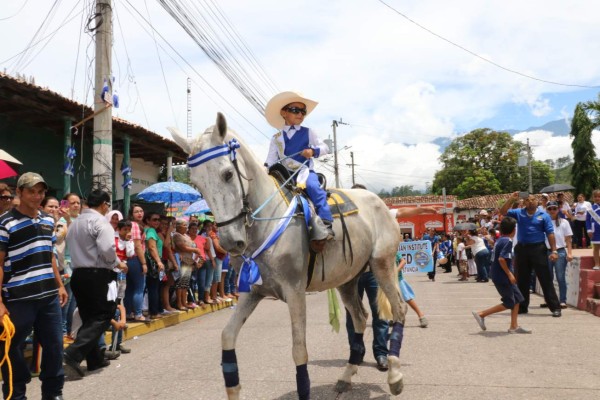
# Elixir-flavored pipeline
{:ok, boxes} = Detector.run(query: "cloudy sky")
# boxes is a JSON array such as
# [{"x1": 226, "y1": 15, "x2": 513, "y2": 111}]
[{"x1": 2, "y1": 0, "x2": 600, "y2": 192}]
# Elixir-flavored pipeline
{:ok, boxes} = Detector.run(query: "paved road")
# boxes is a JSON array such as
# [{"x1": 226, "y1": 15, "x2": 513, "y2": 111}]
[{"x1": 26, "y1": 269, "x2": 600, "y2": 399}]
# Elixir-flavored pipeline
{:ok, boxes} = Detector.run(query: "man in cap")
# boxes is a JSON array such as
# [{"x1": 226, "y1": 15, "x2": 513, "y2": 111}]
[
  {"x1": 264, "y1": 91, "x2": 334, "y2": 240},
  {"x1": 0, "y1": 172, "x2": 68, "y2": 400}
]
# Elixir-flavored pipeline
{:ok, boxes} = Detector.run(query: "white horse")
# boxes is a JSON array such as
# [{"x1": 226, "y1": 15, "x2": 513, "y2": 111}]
[{"x1": 169, "y1": 113, "x2": 407, "y2": 400}]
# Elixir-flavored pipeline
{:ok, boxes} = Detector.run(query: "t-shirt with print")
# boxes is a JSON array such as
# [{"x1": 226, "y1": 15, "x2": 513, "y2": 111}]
[{"x1": 490, "y1": 236, "x2": 513, "y2": 285}]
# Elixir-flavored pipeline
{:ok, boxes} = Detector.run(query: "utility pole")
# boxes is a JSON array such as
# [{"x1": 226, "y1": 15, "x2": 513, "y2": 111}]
[
  {"x1": 346, "y1": 151, "x2": 358, "y2": 186},
  {"x1": 92, "y1": 0, "x2": 113, "y2": 193},
  {"x1": 527, "y1": 138, "x2": 533, "y2": 193},
  {"x1": 187, "y1": 77, "x2": 192, "y2": 138},
  {"x1": 332, "y1": 118, "x2": 349, "y2": 188},
  {"x1": 332, "y1": 120, "x2": 340, "y2": 187}
]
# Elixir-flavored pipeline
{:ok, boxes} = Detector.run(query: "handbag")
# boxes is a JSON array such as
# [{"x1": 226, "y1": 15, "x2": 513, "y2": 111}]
[{"x1": 145, "y1": 251, "x2": 159, "y2": 279}]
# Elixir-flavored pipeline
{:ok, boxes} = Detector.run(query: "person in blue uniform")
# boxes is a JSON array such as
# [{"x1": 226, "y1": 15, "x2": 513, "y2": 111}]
[{"x1": 264, "y1": 91, "x2": 334, "y2": 239}]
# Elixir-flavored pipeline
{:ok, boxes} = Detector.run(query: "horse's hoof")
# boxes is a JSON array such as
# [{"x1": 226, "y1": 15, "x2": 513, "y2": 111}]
[
  {"x1": 388, "y1": 375, "x2": 404, "y2": 396},
  {"x1": 335, "y1": 380, "x2": 352, "y2": 393}
]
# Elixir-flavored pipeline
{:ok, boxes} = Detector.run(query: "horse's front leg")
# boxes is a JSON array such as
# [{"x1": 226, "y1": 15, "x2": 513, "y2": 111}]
[
  {"x1": 286, "y1": 291, "x2": 310, "y2": 400},
  {"x1": 221, "y1": 291, "x2": 264, "y2": 400}
]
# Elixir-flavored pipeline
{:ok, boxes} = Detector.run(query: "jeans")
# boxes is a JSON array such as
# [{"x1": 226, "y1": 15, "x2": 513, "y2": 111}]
[
  {"x1": 345, "y1": 271, "x2": 388, "y2": 359},
  {"x1": 196, "y1": 263, "x2": 208, "y2": 297},
  {"x1": 146, "y1": 274, "x2": 162, "y2": 315},
  {"x1": 65, "y1": 268, "x2": 117, "y2": 369},
  {"x1": 224, "y1": 268, "x2": 236, "y2": 294},
  {"x1": 110, "y1": 308, "x2": 123, "y2": 349},
  {"x1": 475, "y1": 249, "x2": 490, "y2": 281},
  {"x1": 548, "y1": 248, "x2": 568, "y2": 303},
  {"x1": 213, "y1": 258, "x2": 223, "y2": 283},
  {"x1": 1, "y1": 296, "x2": 64, "y2": 400},
  {"x1": 204, "y1": 260, "x2": 215, "y2": 291},
  {"x1": 125, "y1": 257, "x2": 145, "y2": 317},
  {"x1": 61, "y1": 281, "x2": 77, "y2": 335}
]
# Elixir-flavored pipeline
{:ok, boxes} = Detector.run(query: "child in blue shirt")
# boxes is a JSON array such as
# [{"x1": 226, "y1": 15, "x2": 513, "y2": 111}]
[
  {"x1": 472, "y1": 217, "x2": 531, "y2": 334},
  {"x1": 585, "y1": 189, "x2": 600, "y2": 270}
]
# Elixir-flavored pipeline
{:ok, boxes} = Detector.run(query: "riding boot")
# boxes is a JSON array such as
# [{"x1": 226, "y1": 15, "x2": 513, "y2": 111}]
[{"x1": 309, "y1": 214, "x2": 331, "y2": 241}]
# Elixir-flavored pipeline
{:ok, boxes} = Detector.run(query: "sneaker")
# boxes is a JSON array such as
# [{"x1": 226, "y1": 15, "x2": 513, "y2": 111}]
[
  {"x1": 593, "y1": 266, "x2": 600, "y2": 270},
  {"x1": 472, "y1": 311, "x2": 486, "y2": 331},
  {"x1": 419, "y1": 316, "x2": 428, "y2": 328},
  {"x1": 508, "y1": 326, "x2": 532, "y2": 334},
  {"x1": 103, "y1": 350, "x2": 120, "y2": 360},
  {"x1": 560, "y1": 303, "x2": 567, "y2": 309}
]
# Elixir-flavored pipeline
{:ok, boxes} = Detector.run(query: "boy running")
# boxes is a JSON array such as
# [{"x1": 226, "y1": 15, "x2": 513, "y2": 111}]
[{"x1": 472, "y1": 217, "x2": 531, "y2": 334}]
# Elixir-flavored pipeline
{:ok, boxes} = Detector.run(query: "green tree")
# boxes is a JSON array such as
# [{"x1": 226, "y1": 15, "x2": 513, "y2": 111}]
[
  {"x1": 453, "y1": 169, "x2": 502, "y2": 199},
  {"x1": 572, "y1": 102, "x2": 600, "y2": 196},
  {"x1": 378, "y1": 188, "x2": 391, "y2": 198},
  {"x1": 432, "y1": 128, "x2": 525, "y2": 195},
  {"x1": 390, "y1": 185, "x2": 420, "y2": 197},
  {"x1": 522, "y1": 160, "x2": 553, "y2": 193},
  {"x1": 555, "y1": 155, "x2": 572, "y2": 169}
]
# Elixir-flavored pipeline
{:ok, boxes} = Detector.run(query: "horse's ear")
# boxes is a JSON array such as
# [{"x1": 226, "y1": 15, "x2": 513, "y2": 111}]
[
  {"x1": 167, "y1": 126, "x2": 192, "y2": 154},
  {"x1": 216, "y1": 112, "x2": 227, "y2": 139}
]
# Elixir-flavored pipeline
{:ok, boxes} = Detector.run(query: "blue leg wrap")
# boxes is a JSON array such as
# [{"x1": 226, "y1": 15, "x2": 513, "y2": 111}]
[
  {"x1": 222, "y1": 349, "x2": 239, "y2": 388},
  {"x1": 296, "y1": 364, "x2": 311, "y2": 400},
  {"x1": 349, "y1": 333, "x2": 365, "y2": 365},
  {"x1": 389, "y1": 322, "x2": 404, "y2": 358}
]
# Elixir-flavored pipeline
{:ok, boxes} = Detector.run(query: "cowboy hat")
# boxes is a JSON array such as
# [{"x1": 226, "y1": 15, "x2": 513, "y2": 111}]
[{"x1": 265, "y1": 91, "x2": 318, "y2": 130}]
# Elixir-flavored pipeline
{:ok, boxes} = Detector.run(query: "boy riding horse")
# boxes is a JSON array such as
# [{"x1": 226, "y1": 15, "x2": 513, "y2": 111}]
[{"x1": 264, "y1": 91, "x2": 335, "y2": 240}]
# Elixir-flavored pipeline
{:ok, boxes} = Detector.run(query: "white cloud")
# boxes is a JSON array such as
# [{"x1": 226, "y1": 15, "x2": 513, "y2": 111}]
[{"x1": 3, "y1": 0, "x2": 600, "y2": 192}]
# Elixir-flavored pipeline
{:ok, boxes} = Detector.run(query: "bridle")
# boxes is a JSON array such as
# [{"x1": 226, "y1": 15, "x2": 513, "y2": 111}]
[{"x1": 187, "y1": 139, "x2": 252, "y2": 228}]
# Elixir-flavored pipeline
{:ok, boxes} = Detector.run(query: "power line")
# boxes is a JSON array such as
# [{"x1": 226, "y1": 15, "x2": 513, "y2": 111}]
[
  {"x1": 121, "y1": 0, "x2": 270, "y2": 141},
  {"x1": 0, "y1": 0, "x2": 30, "y2": 21},
  {"x1": 377, "y1": 0, "x2": 600, "y2": 89}
]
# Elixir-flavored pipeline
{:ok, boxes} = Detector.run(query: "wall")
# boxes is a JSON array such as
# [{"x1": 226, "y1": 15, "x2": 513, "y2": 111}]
[
  {"x1": 113, "y1": 154, "x2": 160, "y2": 200},
  {"x1": 0, "y1": 116, "x2": 93, "y2": 198}
]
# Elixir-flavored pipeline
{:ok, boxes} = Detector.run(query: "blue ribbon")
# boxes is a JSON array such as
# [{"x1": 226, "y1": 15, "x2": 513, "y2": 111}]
[
  {"x1": 113, "y1": 90, "x2": 119, "y2": 108},
  {"x1": 101, "y1": 78, "x2": 109, "y2": 103},
  {"x1": 228, "y1": 139, "x2": 240, "y2": 161},
  {"x1": 64, "y1": 145, "x2": 76, "y2": 176},
  {"x1": 121, "y1": 159, "x2": 133, "y2": 189},
  {"x1": 237, "y1": 195, "x2": 303, "y2": 292}
]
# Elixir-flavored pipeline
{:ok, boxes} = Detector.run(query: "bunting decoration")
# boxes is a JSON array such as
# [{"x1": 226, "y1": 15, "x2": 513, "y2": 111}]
[
  {"x1": 63, "y1": 145, "x2": 76, "y2": 176},
  {"x1": 101, "y1": 78, "x2": 110, "y2": 103},
  {"x1": 121, "y1": 159, "x2": 133, "y2": 189}
]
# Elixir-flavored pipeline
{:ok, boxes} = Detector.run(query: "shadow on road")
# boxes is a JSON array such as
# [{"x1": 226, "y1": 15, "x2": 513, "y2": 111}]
[{"x1": 272, "y1": 383, "x2": 392, "y2": 399}]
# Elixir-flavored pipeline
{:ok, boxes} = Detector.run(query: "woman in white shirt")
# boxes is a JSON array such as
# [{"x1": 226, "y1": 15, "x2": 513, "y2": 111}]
[
  {"x1": 573, "y1": 193, "x2": 591, "y2": 249},
  {"x1": 545, "y1": 201, "x2": 573, "y2": 308}
]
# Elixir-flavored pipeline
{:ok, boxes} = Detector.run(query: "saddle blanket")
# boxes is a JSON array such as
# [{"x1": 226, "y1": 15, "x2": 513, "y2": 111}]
[{"x1": 327, "y1": 189, "x2": 359, "y2": 218}]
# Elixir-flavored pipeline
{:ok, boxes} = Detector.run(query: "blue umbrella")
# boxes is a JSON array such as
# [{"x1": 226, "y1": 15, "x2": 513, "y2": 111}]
[
  {"x1": 137, "y1": 181, "x2": 201, "y2": 204},
  {"x1": 184, "y1": 199, "x2": 211, "y2": 216}
]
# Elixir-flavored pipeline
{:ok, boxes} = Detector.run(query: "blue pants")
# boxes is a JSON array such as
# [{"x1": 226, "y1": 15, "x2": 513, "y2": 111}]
[
  {"x1": 305, "y1": 171, "x2": 333, "y2": 222},
  {"x1": 1, "y1": 296, "x2": 64, "y2": 400},
  {"x1": 61, "y1": 281, "x2": 77, "y2": 335},
  {"x1": 475, "y1": 249, "x2": 490, "y2": 281},
  {"x1": 548, "y1": 248, "x2": 568, "y2": 303},
  {"x1": 125, "y1": 257, "x2": 145, "y2": 317},
  {"x1": 224, "y1": 268, "x2": 236, "y2": 294},
  {"x1": 345, "y1": 271, "x2": 388, "y2": 359}
]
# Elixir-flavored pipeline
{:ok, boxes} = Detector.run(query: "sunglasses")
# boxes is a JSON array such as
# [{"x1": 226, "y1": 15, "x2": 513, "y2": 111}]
[
  {"x1": 285, "y1": 107, "x2": 307, "y2": 115},
  {"x1": 0, "y1": 195, "x2": 14, "y2": 200},
  {"x1": 547, "y1": 207, "x2": 558, "y2": 211}
]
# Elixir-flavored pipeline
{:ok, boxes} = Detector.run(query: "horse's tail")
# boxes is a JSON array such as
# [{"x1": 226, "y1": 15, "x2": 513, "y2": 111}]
[{"x1": 377, "y1": 288, "x2": 393, "y2": 321}]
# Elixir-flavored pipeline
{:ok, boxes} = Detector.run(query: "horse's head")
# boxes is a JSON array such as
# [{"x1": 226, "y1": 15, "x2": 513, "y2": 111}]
[{"x1": 168, "y1": 113, "x2": 248, "y2": 255}]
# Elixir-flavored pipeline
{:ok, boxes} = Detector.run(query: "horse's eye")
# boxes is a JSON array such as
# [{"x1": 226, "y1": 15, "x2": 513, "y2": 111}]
[{"x1": 224, "y1": 170, "x2": 234, "y2": 182}]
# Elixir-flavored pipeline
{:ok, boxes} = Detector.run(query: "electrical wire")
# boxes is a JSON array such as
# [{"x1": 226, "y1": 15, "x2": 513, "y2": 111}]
[
  {"x1": 144, "y1": 0, "x2": 179, "y2": 129},
  {"x1": 0, "y1": 0, "x2": 30, "y2": 21},
  {"x1": 377, "y1": 0, "x2": 600, "y2": 89},
  {"x1": 121, "y1": 0, "x2": 270, "y2": 141}
]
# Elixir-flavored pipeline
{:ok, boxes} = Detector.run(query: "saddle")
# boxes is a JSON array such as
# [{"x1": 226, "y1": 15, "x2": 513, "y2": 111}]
[
  {"x1": 268, "y1": 164, "x2": 356, "y2": 281},
  {"x1": 268, "y1": 163, "x2": 359, "y2": 218}
]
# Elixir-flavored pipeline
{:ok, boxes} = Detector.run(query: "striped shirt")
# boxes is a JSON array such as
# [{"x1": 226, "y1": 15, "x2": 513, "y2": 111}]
[{"x1": 0, "y1": 209, "x2": 58, "y2": 302}]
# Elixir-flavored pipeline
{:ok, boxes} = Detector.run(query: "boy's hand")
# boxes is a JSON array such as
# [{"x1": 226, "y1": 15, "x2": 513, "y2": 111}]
[
  {"x1": 118, "y1": 262, "x2": 128, "y2": 273},
  {"x1": 508, "y1": 272, "x2": 516, "y2": 285}
]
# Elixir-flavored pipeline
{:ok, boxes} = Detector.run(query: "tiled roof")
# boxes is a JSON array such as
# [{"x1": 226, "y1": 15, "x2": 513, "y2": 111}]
[
  {"x1": 384, "y1": 192, "x2": 575, "y2": 210},
  {"x1": 384, "y1": 195, "x2": 458, "y2": 206}
]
